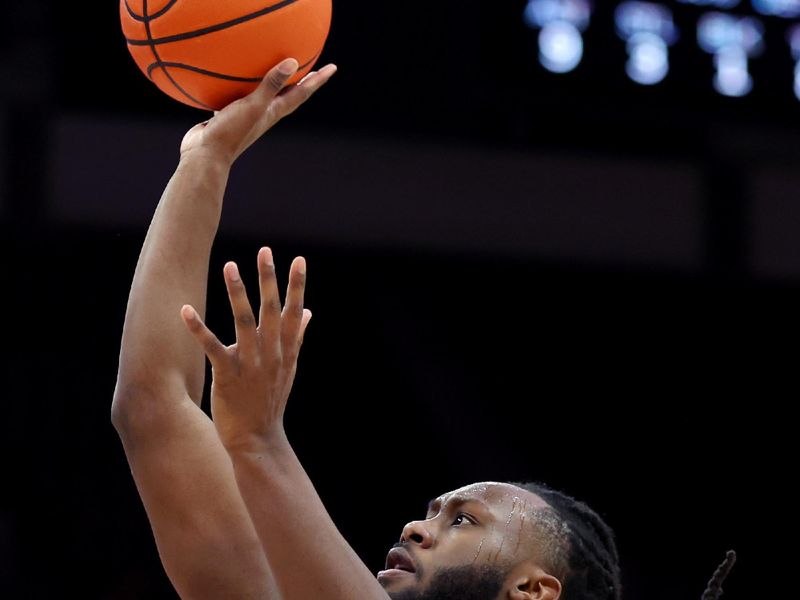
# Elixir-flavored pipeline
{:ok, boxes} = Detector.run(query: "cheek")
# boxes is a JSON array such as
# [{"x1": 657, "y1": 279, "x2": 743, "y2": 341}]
[{"x1": 471, "y1": 528, "x2": 521, "y2": 567}]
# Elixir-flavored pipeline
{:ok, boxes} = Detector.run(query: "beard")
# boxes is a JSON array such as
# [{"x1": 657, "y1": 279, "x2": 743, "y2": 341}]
[{"x1": 386, "y1": 563, "x2": 505, "y2": 600}]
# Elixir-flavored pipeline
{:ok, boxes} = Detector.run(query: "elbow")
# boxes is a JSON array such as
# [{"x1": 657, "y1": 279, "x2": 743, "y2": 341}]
[
  {"x1": 110, "y1": 384, "x2": 132, "y2": 434},
  {"x1": 111, "y1": 380, "x2": 143, "y2": 435},
  {"x1": 111, "y1": 379, "x2": 166, "y2": 437}
]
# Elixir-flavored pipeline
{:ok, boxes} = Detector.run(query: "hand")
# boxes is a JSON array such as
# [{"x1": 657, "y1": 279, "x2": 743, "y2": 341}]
[
  {"x1": 180, "y1": 248, "x2": 311, "y2": 452},
  {"x1": 180, "y1": 58, "x2": 337, "y2": 167}
]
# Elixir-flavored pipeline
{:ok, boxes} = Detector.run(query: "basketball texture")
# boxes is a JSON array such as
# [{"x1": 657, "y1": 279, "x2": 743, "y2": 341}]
[{"x1": 121, "y1": 0, "x2": 332, "y2": 110}]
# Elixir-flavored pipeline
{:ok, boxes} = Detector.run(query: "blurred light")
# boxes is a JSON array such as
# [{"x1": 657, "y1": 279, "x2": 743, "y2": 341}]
[
  {"x1": 524, "y1": 0, "x2": 592, "y2": 73},
  {"x1": 697, "y1": 13, "x2": 764, "y2": 54},
  {"x1": 626, "y1": 33, "x2": 670, "y2": 83},
  {"x1": 794, "y1": 60, "x2": 800, "y2": 100},
  {"x1": 698, "y1": 12, "x2": 764, "y2": 97},
  {"x1": 676, "y1": 0, "x2": 740, "y2": 8},
  {"x1": 752, "y1": 0, "x2": 800, "y2": 18},
  {"x1": 523, "y1": 0, "x2": 591, "y2": 30},
  {"x1": 786, "y1": 24, "x2": 800, "y2": 99},
  {"x1": 616, "y1": 3, "x2": 678, "y2": 85},
  {"x1": 539, "y1": 21, "x2": 584, "y2": 73},
  {"x1": 714, "y1": 47, "x2": 753, "y2": 95}
]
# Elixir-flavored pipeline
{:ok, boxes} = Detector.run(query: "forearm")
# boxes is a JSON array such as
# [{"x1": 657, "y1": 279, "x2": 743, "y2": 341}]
[
  {"x1": 111, "y1": 154, "x2": 281, "y2": 598},
  {"x1": 114, "y1": 153, "x2": 230, "y2": 409},
  {"x1": 230, "y1": 436, "x2": 390, "y2": 600}
]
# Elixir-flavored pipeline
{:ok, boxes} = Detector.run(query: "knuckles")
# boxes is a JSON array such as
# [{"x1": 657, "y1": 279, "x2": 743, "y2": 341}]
[{"x1": 235, "y1": 313, "x2": 256, "y2": 328}]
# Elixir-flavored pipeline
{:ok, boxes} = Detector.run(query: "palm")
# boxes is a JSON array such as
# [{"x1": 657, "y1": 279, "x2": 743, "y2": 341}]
[
  {"x1": 180, "y1": 120, "x2": 213, "y2": 155},
  {"x1": 176, "y1": 60, "x2": 336, "y2": 163}
]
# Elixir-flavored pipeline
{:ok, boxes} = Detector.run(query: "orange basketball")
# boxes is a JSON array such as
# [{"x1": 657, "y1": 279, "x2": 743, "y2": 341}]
[{"x1": 121, "y1": 0, "x2": 332, "y2": 110}]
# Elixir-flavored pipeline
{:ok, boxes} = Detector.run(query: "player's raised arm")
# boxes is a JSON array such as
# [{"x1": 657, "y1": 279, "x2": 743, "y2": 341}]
[
  {"x1": 111, "y1": 59, "x2": 336, "y2": 600},
  {"x1": 181, "y1": 253, "x2": 392, "y2": 600}
]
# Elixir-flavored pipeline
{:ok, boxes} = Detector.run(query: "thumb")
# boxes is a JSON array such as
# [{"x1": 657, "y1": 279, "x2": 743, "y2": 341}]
[
  {"x1": 258, "y1": 58, "x2": 300, "y2": 99},
  {"x1": 298, "y1": 309, "x2": 312, "y2": 347}
]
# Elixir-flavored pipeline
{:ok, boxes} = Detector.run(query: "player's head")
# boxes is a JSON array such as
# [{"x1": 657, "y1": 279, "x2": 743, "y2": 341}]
[{"x1": 378, "y1": 481, "x2": 621, "y2": 600}]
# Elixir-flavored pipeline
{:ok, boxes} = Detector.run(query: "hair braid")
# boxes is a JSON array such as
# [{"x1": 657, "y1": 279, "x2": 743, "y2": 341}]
[
  {"x1": 701, "y1": 551, "x2": 737, "y2": 600},
  {"x1": 508, "y1": 482, "x2": 622, "y2": 600}
]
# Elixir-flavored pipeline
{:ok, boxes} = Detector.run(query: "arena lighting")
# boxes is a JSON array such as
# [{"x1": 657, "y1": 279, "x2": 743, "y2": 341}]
[
  {"x1": 521, "y1": 1, "x2": 800, "y2": 102},
  {"x1": 676, "y1": 0, "x2": 741, "y2": 8},
  {"x1": 697, "y1": 12, "x2": 764, "y2": 97},
  {"x1": 752, "y1": 0, "x2": 800, "y2": 18},
  {"x1": 615, "y1": 2, "x2": 679, "y2": 85},
  {"x1": 787, "y1": 23, "x2": 800, "y2": 99},
  {"x1": 523, "y1": 0, "x2": 593, "y2": 73}
]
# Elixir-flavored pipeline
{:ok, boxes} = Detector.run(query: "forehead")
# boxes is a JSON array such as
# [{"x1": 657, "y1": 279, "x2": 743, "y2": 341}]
[{"x1": 432, "y1": 482, "x2": 550, "y2": 513}]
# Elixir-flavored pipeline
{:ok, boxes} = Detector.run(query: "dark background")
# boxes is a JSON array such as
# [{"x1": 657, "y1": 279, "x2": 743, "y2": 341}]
[{"x1": 0, "y1": 1, "x2": 792, "y2": 598}]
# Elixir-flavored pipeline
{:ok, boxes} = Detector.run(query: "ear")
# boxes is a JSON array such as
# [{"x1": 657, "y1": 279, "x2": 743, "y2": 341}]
[{"x1": 506, "y1": 571, "x2": 562, "y2": 600}]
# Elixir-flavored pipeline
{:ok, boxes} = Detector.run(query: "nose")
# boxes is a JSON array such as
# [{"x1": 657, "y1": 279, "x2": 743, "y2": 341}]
[{"x1": 401, "y1": 520, "x2": 433, "y2": 549}]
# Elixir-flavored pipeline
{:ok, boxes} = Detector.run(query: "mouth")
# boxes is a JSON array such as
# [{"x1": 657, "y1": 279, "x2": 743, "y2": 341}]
[{"x1": 377, "y1": 546, "x2": 417, "y2": 582}]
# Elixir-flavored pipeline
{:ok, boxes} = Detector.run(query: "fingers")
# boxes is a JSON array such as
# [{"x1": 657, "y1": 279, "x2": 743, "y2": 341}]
[
  {"x1": 281, "y1": 257, "x2": 307, "y2": 359},
  {"x1": 299, "y1": 309, "x2": 312, "y2": 348},
  {"x1": 253, "y1": 58, "x2": 299, "y2": 102},
  {"x1": 257, "y1": 247, "x2": 282, "y2": 350},
  {"x1": 208, "y1": 58, "x2": 300, "y2": 144},
  {"x1": 273, "y1": 64, "x2": 338, "y2": 118},
  {"x1": 181, "y1": 305, "x2": 228, "y2": 366},
  {"x1": 224, "y1": 262, "x2": 258, "y2": 359}
]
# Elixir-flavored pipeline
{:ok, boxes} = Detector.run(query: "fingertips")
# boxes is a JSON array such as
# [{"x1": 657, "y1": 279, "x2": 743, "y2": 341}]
[
  {"x1": 263, "y1": 58, "x2": 300, "y2": 95},
  {"x1": 288, "y1": 257, "x2": 307, "y2": 298},
  {"x1": 181, "y1": 304, "x2": 199, "y2": 327},
  {"x1": 298, "y1": 309, "x2": 312, "y2": 346},
  {"x1": 278, "y1": 57, "x2": 300, "y2": 76},
  {"x1": 299, "y1": 64, "x2": 338, "y2": 92},
  {"x1": 258, "y1": 246, "x2": 274, "y2": 269},
  {"x1": 224, "y1": 261, "x2": 241, "y2": 283},
  {"x1": 292, "y1": 256, "x2": 307, "y2": 278},
  {"x1": 258, "y1": 248, "x2": 276, "y2": 281}
]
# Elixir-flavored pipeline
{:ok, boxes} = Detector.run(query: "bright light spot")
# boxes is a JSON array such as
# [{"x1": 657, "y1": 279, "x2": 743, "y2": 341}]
[
  {"x1": 714, "y1": 47, "x2": 752, "y2": 96},
  {"x1": 524, "y1": 0, "x2": 592, "y2": 73},
  {"x1": 697, "y1": 13, "x2": 764, "y2": 56},
  {"x1": 615, "y1": 3, "x2": 677, "y2": 85},
  {"x1": 697, "y1": 13, "x2": 763, "y2": 97},
  {"x1": 523, "y1": 0, "x2": 592, "y2": 31},
  {"x1": 753, "y1": 0, "x2": 800, "y2": 18},
  {"x1": 616, "y1": 2, "x2": 679, "y2": 45},
  {"x1": 794, "y1": 61, "x2": 800, "y2": 100},
  {"x1": 676, "y1": 0, "x2": 740, "y2": 8},
  {"x1": 539, "y1": 21, "x2": 584, "y2": 73},
  {"x1": 627, "y1": 32, "x2": 670, "y2": 84}
]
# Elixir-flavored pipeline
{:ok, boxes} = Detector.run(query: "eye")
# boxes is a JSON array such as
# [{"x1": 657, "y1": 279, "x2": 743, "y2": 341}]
[{"x1": 452, "y1": 513, "x2": 475, "y2": 526}]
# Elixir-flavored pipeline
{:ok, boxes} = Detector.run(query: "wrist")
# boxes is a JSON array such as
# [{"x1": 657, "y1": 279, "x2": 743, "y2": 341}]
[
  {"x1": 178, "y1": 148, "x2": 234, "y2": 177},
  {"x1": 224, "y1": 428, "x2": 292, "y2": 462}
]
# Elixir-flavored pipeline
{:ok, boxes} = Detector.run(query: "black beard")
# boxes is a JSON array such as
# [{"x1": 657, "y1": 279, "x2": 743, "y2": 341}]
[{"x1": 387, "y1": 564, "x2": 505, "y2": 600}]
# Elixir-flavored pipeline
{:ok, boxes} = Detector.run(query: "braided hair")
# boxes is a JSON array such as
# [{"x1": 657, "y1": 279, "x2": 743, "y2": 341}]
[
  {"x1": 508, "y1": 482, "x2": 622, "y2": 600},
  {"x1": 701, "y1": 551, "x2": 737, "y2": 600}
]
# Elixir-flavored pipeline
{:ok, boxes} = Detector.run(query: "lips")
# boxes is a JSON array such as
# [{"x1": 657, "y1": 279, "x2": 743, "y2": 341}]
[{"x1": 385, "y1": 546, "x2": 417, "y2": 573}]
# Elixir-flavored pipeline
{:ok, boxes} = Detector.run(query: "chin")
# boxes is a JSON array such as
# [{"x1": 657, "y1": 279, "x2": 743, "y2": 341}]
[{"x1": 378, "y1": 574, "x2": 417, "y2": 590}]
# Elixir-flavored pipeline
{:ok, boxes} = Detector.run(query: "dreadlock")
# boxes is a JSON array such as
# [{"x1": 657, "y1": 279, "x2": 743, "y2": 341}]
[
  {"x1": 701, "y1": 551, "x2": 737, "y2": 600},
  {"x1": 508, "y1": 482, "x2": 622, "y2": 600}
]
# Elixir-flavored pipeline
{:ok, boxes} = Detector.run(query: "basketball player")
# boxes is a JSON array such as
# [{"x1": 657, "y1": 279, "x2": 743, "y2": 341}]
[{"x1": 111, "y1": 59, "x2": 731, "y2": 600}]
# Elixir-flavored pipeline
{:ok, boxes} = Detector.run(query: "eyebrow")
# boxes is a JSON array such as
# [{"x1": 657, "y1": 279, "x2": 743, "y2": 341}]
[{"x1": 426, "y1": 495, "x2": 490, "y2": 516}]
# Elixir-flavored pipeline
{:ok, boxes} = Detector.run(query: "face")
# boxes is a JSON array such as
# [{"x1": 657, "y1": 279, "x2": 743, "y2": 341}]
[{"x1": 377, "y1": 482, "x2": 552, "y2": 600}]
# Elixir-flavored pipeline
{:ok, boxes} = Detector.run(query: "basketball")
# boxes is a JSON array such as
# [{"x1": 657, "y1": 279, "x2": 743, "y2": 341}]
[{"x1": 121, "y1": 0, "x2": 332, "y2": 110}]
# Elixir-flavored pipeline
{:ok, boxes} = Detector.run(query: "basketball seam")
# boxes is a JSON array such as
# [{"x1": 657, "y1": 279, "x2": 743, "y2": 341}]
[
  {"x1": 141, "y1": 0, "x2": 213, "y2": 110},
  {"x1": 145, "y1": 51, "x2": 321, "y2": 84},
  {"x1": 124, "y1": 0, "x2": 179, "y2": 23},
  {"x1": 126, "y1": 0, "x2": 302, "y2": 47}
]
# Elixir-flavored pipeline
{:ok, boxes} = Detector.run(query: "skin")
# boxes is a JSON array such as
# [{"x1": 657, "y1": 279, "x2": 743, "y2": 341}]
[
  {"x1": 380, "y1": 482, "x2": 563, "y2": 600},
  {"x1": 184, "y1": 251, "x2": 564, "y2": 600},
  {"x1": 112, "y1": 57, "x2": 336, "y2": 600},
  {"x1": 115, "y1": 57, "x2": 562, "y2": 600}
]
